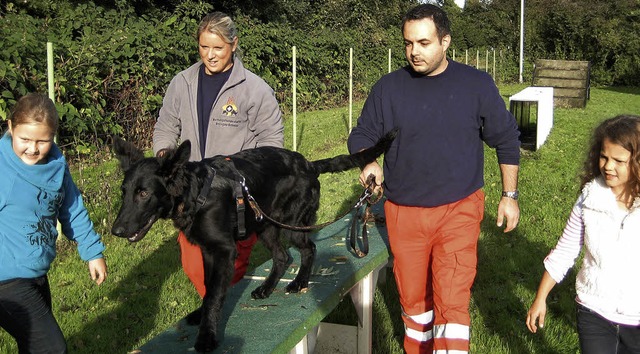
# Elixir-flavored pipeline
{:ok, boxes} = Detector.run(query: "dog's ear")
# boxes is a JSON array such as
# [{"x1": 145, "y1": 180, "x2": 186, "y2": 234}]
[
  {"x1": 175, "y1": 140, "x2": 191, "y2": 164},
  {"x1": 158, "y1": 140, "x2": 192, "y2": 196},
  {"x1": 113, "y1": 137, "x2": 145, "y2": 171},
  {"x1": 158, "y1": 140, "x2": 191, "y2": 177}
]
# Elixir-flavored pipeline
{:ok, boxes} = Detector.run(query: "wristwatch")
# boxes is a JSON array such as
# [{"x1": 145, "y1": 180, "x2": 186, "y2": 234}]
[{"x1": 502, "y1": 190, "x2": 519, "y2": 200}]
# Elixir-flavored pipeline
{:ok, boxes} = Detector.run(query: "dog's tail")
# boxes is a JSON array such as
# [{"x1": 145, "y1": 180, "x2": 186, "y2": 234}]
[{"x1": 311, "y1": 128, "x2": 398, "y2": 175}]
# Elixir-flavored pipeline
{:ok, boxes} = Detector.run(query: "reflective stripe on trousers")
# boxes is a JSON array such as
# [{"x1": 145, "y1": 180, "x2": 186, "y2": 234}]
[{"x1": 403, "y1": 310, "x2": 471, "y2": 353}]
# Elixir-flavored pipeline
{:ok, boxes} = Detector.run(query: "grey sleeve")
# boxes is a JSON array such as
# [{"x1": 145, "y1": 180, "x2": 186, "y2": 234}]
[{"x1": 153, "y1": 77, "x2": 183, "y2": 154}]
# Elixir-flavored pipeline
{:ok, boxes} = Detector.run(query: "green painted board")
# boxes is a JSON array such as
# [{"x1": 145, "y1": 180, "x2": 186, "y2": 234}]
[{"x1": 138, "y1": 202, "x2": 390, "y2": 353}]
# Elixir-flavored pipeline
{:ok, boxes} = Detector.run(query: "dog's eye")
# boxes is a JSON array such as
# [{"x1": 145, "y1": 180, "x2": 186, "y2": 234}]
[{"x1": 139, "y1": 190, "x2": 149, "y2": 199}]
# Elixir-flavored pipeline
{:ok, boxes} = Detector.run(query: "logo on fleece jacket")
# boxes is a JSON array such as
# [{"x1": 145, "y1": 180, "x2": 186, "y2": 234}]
[
  {"x1": 27, "y1": 188, "x2": 61, "y2": 247},
  {"x1": 221, "y1": 97, "x2": 238, "y2": 117}
]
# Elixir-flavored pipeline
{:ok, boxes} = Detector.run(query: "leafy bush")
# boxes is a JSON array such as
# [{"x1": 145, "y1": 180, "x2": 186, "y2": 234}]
[
  {"x1": 0, "y1": 0, "x2": 405, "y2": 151},
  {"x1": 0, "y1": 0, "x2": 209, "y2": 150},
  {"x1": 1, "y1": 0, "x2": 637, "y2": 153}
]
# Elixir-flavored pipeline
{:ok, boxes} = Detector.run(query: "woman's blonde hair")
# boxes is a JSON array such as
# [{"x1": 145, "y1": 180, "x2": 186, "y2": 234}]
[{"x1": 196, "y1": 12, "x2": 237, "y2": 44}]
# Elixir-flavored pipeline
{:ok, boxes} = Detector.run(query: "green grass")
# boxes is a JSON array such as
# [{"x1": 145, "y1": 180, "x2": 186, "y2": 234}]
[{"x1": 1, "y1": 85, "x2": 639, "y2": 353}]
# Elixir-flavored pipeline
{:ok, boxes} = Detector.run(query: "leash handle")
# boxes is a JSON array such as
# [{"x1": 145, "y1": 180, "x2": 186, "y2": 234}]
[
  {"x1": 349, "y1": 174, "x2": 381, "y2": 258},
  {"x1": 364, "y1": 173, "x2": 383, "y2": 205},
  {"x1": 230, "y1": 166, "x2": 383, "y2": 235},
  {"x1": 350, "y1": 204, "x2": 370, "y2": 258}
]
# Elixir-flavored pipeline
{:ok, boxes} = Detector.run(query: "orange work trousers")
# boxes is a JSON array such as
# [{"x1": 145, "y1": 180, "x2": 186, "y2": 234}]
[
  {"x1": 178, "y1": 231, "x2": 257, "y2": 298},
  {"x1": 384, "y1": 189, "x2": 485, "y2": 354}
]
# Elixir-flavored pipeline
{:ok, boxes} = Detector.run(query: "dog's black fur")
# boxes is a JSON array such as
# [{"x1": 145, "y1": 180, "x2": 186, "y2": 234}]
[{"x1": 111, "y1": 129, "x2": 396, "y2": 352}]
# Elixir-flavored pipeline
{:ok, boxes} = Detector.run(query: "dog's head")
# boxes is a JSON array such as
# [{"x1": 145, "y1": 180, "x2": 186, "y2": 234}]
[{"x1": 111, "y1": 138, "x2": 191, "y2": 242}]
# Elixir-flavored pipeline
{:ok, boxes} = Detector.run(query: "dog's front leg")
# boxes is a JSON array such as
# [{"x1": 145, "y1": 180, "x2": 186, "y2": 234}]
[{"x1": 193, "y1": 246, "x2": 235, "y2": 352}]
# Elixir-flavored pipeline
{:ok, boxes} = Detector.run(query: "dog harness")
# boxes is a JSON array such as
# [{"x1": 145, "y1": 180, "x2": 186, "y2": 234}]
[
  {"x1": 196, "y1": 165, "x2": 216, "y2": 208},
  {"x1": 224, "y1": 157, "x2": 249, "y2": 239},
  {"x1": 194, "y1": 161, "x2": 249, "y2": 240}
]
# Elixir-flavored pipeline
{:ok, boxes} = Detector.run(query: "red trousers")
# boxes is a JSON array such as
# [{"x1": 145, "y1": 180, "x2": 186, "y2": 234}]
[
  {"x1": 178, "y1": 231, "x2": 257, "y2": 298},
  {"x1": 384, "y1": 190, "x2": 485, "y2": 354}
]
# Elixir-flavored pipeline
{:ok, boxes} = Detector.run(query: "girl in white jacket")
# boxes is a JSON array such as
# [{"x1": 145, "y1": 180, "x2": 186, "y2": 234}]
[{"x1": 526, "y1": 115, "x2": 640, "y2": 353}]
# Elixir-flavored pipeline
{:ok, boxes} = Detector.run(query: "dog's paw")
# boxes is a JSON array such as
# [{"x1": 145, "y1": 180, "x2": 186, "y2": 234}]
[
  {"x1": 285, "y1": 279, "x2": 309, "y2": 294},
  {"x1": 185, "y1": 307, "x2": 202, "y2": 326},
  {"x1": 194, "y1": 332, "x2": 218, "y2": 353},
  {"x1": 251, "y1": 285, "x2": 274, "y2": 299}
]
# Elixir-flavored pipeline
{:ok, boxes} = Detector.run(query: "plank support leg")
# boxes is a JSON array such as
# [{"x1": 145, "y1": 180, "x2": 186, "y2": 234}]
[{"x1": 349, "y1": 261, "x2": 387, "y2": 354}]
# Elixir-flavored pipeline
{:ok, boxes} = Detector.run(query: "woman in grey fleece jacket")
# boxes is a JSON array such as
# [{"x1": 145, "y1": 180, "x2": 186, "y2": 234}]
[
  {"x1": 152, "y1": 12, "x2": 284, "y2": 299},
  {"x1": 153, "y1": 55, "x2": 283, "y2": 160}
]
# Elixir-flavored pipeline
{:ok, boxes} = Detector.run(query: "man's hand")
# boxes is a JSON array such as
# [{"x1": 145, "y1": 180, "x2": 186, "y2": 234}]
[
  {"x1": 156, "y1": 149, "x2": 169, "y2": 158},
  {"x1": 360, "y1": 161, "x2": 383, "y2": 194},
  {"x1": 497, "y1": 164, "x2": 519, "y2": 232},
  {"x1": 496, "y1": 197, "x2": 519, "y2": 232}
]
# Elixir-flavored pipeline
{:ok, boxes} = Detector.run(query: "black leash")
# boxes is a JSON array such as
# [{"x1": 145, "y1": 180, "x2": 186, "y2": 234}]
[
  {"x1": 244, "y1": 172, "x2": 383, "y2": 258},
  {"x1": 197, "y1": 158, "x2": 383, "y2": 256},
  {"x1": 244, "y1": 178, "x2": 380, "y2": 233},
  {"x1": 348, "y1": 174, "x2": 383, "y2": 258},
  {"x1": 350, "y1": 204, "x2": 370, "y2": 258}
]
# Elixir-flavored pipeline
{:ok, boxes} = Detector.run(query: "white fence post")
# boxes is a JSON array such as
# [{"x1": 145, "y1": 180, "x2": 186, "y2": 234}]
[
  {"x1": 493, "y1": 49, "x2": 496, "y2": 80},
  {"x1": 349, "y1": 48, "x2": 353, "y2": 132},
  {"x1": 292, "y1": 46, "x2": 297, "y2": 151}
]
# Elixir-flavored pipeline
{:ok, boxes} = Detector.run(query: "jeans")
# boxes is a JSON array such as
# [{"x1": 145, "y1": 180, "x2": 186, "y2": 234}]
[
  {"x1": 0, "y1": 276, "x2": 67, "y2": 354},
  {"x1": 577, "y1": 303, "x2": 640, "y2": 354}
]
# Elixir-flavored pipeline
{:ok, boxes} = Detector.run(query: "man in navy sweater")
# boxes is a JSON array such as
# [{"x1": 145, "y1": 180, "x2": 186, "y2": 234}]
[{"x1": 348, "y1": 4, "x2": 520, "y2": 353}]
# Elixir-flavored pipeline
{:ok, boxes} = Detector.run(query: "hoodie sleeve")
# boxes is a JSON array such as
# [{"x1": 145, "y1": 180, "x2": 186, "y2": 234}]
[{"x1": 58, "y1": 167, "x2": 105, "y2": 261}]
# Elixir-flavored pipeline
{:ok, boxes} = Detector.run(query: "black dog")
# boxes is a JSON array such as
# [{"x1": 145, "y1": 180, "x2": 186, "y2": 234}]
[{"x1": 111, "y1": 129, "x2": 396, "y2": 352}]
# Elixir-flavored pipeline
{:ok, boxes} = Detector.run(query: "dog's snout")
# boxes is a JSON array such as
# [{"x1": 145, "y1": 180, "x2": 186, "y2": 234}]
[{"x1": 111, "y1": 224, "x2": 125, "y2": 237}]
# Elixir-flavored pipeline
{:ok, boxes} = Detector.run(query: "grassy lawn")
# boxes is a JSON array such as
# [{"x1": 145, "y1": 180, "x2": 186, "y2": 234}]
[{"x1": 1, "y1": 85, "x2": 639, "y2": 353}]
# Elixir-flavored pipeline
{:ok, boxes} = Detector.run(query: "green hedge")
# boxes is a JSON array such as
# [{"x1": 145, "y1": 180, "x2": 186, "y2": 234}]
[
  {"x1": 0, "y1": 1, "x2": 408, "y2": 152},
  {"x1": 1, "y1": 0, "x2": 637, "y2": 153}
]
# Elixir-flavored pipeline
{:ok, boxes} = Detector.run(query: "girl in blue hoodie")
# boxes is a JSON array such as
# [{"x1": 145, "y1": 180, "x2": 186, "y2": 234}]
[{"x1": 0, "y1": 93, "x2": 107, "y2": 353}]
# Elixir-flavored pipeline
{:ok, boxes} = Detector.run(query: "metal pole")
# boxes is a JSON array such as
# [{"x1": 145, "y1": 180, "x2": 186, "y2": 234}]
[
  {"x1": 349, "y1": 48, "x2": 353, "y2": 132},
  {"x1": 47, "y1": 42, "x2": 57, "y2": 145},
  {"x1": 47, "y1": 42, "x2": 54, "y2": 101},
  {"x1": 519, "y1": 0, "x2": 524, "y2": 83},
  {"x1": 292, "y1": 46, "x2": 297, "y2": 151},
  {"x1": 47, "y1": 42, "x2": 61, "y2": 235},
  {"x1": 485, "y1": 50, "x2": 489, "y2": 73},
  {"x1": 493, "y1": 48, "x2": 496, "y2": 80}
]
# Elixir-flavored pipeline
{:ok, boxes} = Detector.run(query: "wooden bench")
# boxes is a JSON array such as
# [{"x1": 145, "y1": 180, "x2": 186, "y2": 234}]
[
  {"x1": 531, "y1": 59, "x2": 591, "y2": 108},
  {"x1": 136, "y1": 201, "x2": 391, "y2": 353}
]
